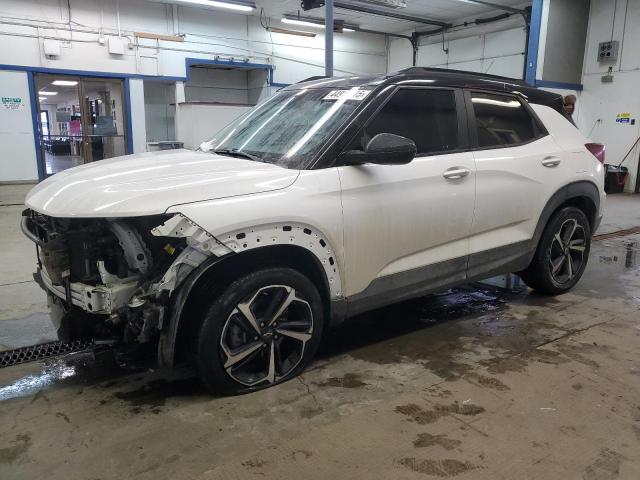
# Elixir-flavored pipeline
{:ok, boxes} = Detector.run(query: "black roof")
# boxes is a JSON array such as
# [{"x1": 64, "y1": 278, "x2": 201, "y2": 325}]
[{"x1": 286, "y1": 67, "x2": 564, "y2": 113}]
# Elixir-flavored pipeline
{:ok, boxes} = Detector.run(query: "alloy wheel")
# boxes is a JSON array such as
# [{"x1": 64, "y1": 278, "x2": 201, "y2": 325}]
[
  {"x1": 219, "y1": 285, "x2": 314, "y2": 387},
  {"x1": 548, "y1": 218, "x2": 587, "y2": 285}
]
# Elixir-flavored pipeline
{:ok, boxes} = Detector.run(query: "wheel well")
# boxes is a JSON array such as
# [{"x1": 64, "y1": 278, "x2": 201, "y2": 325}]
[
  {"x1": 173, "y1": 245, "x2": 331, "y2": 363},
  {"x1": 557, "y1": 195, "x2": 597, "y2": 230}
]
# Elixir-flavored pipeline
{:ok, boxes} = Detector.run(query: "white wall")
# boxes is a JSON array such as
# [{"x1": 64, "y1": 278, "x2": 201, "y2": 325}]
[
  {"x1": 0, "y1": 0, "x2": 386, "y2": 82},
  {"x1": 0, "y1": 70, "x2": 38, "y2": 182},
  {"x1": 144, "y1": 81, "x2": 176, "y2": 142},
  {"x1": 388, "y1": 14, "x2": 527, "y2": 79},
  {"x1": 176, "y1": 103, "x2": 251, "y2": 149},
  {"x1": 128, "y1": 78, "x2": 147, "y2": 155},
  {"x1": 579, "y1": 0, "x2": 640, "y2": 192},
  {"x1": 0, "y1": 0, "x2": 387, "y2": 181}
]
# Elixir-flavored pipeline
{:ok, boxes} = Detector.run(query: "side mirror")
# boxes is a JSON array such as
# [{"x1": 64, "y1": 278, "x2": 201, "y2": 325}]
[{"x1": 340, "y1": 133, "x2": 417, "y2": 166}]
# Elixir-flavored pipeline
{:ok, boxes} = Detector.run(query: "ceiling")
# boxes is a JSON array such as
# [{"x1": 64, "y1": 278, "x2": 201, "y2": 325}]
[{"x1": 257, "y1": 0, "x2": 531, "y2": 34}]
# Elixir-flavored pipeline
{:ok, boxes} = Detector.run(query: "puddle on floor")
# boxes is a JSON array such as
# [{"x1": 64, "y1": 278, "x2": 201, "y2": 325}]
[{"x1": 1, "y1": 234, "x2": 638, "y2": 403}]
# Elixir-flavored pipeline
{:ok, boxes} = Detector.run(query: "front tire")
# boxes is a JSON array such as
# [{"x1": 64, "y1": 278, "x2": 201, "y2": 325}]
[
  {"x1": 519, "y1": 207, "x2": 591, "y2": 294},
  {"x1": 196, "y1": 267, "x2": 324, "y2": 395}
]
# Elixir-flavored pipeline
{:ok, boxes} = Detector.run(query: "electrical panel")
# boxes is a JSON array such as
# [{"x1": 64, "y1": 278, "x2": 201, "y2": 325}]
[
  {"x1": 597, "y1": 41, "x2": 619, "y2": 63},
  {"x1": 108, "y1": 37, "x2": 125, "y2": 55},
  {"x1": 43, "y1": 40, "x2": 61, "y2": 57}
]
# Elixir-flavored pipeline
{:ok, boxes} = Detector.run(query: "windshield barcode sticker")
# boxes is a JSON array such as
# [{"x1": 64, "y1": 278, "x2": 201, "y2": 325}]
[{"x1": 323, "y1": 89, "x2": 371, "y2": 101}]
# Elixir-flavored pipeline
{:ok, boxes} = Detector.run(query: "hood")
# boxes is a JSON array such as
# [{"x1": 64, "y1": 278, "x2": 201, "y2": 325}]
[{"x1": 25, "y1": 149, "x2": 299, "y2": 217}]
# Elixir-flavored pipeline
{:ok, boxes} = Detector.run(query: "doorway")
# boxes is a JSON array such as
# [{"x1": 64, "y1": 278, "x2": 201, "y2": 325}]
[{"x1": 34, "y1": 74, "x2": 128, "y2": 175}]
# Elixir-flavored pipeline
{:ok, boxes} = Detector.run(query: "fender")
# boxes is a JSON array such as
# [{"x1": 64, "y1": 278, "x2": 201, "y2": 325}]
[
  {"x1": 216, "y1": 222, "x2": 342, "y2": 298},
  {"x1": 156, "y1": 221, "x2": 344, "y2": 366},
  {"x1": 532, "y1": 180, "x2": 600, "y2": 247},
  {"x1": 517, "y1": 180, "x2": 600, "y2": 270}
]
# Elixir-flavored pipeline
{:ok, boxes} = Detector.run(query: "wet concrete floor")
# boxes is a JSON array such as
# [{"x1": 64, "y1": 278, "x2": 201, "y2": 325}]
[{"x1": 1, "y1": 234, "x2": 640, "y2": 479}]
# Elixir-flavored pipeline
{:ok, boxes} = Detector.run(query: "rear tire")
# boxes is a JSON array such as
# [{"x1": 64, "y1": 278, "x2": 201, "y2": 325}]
[
  {"x1": 196, "y1": 267, "x2": 324, "y2": 395},
  {"x1": 519, "y1": 207, "x2": 591, "y2": 295}
]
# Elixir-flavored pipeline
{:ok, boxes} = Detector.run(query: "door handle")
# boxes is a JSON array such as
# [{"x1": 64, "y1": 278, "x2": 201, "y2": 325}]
[
  {"x1": 541, "y1": 156, "x2": 561, "y2": 167},
  {"x1": 442, "y1": 167, "x2": 470, "y2": 180}
]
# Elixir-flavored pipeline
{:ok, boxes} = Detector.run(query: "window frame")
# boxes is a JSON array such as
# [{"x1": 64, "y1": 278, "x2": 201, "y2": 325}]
[
  {"x1": 324, "y1": 85, "x2": 470, "y2": 168},
  {"x1": 463, "y1": 89, "x2": 549, "y2": 151}
]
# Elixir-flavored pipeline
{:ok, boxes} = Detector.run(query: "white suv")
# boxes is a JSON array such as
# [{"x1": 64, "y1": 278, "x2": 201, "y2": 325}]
[{"x1": 23, "y1": 68, "x2": 605, "y2": 394}]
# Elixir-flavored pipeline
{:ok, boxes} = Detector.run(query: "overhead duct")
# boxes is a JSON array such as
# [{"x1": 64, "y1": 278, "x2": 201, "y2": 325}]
[
  {"x1": 351, "y1": 0, "x2": 407, "y2": 9},
  {"x1": 334, "y1": 1, "x2": 450, "y2": 27}
]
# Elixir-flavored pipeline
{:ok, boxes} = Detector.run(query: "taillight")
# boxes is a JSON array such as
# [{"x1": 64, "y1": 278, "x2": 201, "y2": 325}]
[{"x1": 585, "y1": 143, "x2": 605, "y2": 163}]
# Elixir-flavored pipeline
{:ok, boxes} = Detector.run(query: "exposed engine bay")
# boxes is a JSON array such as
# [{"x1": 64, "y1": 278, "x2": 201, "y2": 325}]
[{"x1": 21, "y1": 209, "x2": 232, "y2": 349}]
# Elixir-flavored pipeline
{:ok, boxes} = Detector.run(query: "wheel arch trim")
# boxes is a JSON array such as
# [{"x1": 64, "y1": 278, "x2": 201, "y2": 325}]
[
  {"x1": 529, "y1": 180, "x2": 600, "y2": 262},
  {"x1": 157, "y1": 226, "x2": 342, "y2": 367},
  {"x1": 215, "y1": 222, "x2": 342, "y2": 298}
]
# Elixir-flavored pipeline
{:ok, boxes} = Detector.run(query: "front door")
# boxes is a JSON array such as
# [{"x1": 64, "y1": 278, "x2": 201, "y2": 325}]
[
  {"x1": 337, "y1": 87, "x2": 476, "y2": 314},
  {"x1": 34, "y1": 74, "x2": 128, "y2": 176}
]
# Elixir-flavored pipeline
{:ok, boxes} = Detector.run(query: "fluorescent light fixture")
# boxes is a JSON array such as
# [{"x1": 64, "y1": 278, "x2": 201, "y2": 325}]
[
  {"x1": 52, "y1": 80, "x2": 78, "y2": 86},
  {"x1": 39, "y1": 91, "x2": 58, "y2": 96},
  {"x1": 282, "y1": 18, "x2": 326, "y2": 29},
  {"x1": 267, "y1": 26, "x2": 316, "y2": 38},
  {"x1": 175, "y1": 0, "x2": 254, "y2": 12},
  {"x1": 38, "y1": 97, "x2": 46, "y2": 102},
  {"x1": 282, "y1": 16, "x2": 358, "y2": 32}
]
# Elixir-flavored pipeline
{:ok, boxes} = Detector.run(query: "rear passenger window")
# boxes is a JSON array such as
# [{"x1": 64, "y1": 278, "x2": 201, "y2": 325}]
[
  {"x1": 471, "y1": 92, "x2": 539, "y2": 147},
  {"x1": 354, "y1": 88, "x2": 459, "y2": 155}
]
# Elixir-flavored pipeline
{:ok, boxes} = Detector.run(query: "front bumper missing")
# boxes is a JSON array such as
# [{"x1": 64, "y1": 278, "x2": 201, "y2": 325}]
[{"x1": 36, "y1": 267, "x2": 138, "y2": 314}]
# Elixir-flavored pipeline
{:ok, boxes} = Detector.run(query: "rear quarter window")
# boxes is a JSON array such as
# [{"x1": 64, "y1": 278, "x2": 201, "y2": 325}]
[{"x1": 470, "y1": 92, "x2": 542, "y2": 148}]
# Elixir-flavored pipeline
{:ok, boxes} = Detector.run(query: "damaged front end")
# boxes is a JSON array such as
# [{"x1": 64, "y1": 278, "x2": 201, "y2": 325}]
[{"x1": 21, "y1": 210, "x2": 232, "y2": 354}]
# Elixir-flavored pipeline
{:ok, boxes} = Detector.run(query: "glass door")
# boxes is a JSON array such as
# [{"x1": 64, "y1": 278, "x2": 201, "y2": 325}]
[
  {"x1": 79, "y1": 78, "x2": 127, "y2": 163},
  {"x1": 34, "y1": 74, "x2": 128, "y2": 175}
]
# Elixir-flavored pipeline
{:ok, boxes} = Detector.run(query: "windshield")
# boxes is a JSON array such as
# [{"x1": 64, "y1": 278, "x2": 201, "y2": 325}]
[{"x1": 199, "y1": 87, "x2": 371, "y2": 169}]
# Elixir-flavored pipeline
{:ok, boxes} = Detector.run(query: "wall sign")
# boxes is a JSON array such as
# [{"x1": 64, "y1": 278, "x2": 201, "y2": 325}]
[
  {"x1": 1, "y1": 96, "x2": 24, "y2": 110},
  {"x1": 615, "y1": 112, "x2": 636, "y2": 125}
]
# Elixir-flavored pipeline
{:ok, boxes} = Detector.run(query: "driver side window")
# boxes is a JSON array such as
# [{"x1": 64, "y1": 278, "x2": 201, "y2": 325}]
[{"x1": 350, "y1": 88, "x2": 460, "y2": 155}]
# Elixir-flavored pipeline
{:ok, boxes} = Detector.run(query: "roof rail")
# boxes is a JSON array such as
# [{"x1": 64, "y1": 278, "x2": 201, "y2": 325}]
[
  {"x1": 396, "y1": 67, "x2": 525, "y2": 84},
  {"x1": 297, "y1": 75, "x2": 330, "y2": 84}
]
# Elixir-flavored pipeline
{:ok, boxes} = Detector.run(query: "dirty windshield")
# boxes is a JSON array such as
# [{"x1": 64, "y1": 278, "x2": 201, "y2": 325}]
[{"x1": 199, "y1": 87, "x2": 371, "y2": 169}]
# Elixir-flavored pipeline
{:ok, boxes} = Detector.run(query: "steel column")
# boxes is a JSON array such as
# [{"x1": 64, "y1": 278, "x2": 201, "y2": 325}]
[{"x1": 325, "y1": 0, "x2": 334, "y2": 77}]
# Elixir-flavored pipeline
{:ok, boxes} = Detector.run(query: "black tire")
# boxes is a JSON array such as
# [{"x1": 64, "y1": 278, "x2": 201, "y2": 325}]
[
  {"x1": 519, "y1": 206, "x2": 591, "y2": 295},
  {"x1": 196, "y1": 267, "x2": 324, "y2": 395}
]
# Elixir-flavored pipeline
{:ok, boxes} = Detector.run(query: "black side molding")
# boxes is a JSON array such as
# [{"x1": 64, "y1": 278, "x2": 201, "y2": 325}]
[{"x1": 533, "y1": 181, "x2": 600, "y2": 247}]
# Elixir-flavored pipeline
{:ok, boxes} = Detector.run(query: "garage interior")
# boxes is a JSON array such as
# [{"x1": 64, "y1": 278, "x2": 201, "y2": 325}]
[{"x1": 1, "y1": 0, "x2": 640, "y2": 479}]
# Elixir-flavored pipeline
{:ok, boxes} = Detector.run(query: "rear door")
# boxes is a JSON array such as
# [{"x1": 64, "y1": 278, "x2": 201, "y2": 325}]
[
  {"x1": 337, "y1": 87, "x2": 476, "y2": 312},
  {"x1": 466, "y1": 90, "x2": 569, "y2": 278}
]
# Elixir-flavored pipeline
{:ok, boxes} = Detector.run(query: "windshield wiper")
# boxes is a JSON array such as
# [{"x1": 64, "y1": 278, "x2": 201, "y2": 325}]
[{"x1": 213, "y1": 148, "x2": 263, "y2": 162}]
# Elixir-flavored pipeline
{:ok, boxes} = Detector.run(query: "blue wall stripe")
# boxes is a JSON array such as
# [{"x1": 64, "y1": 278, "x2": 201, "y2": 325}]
[
  {"x1": 3, "y1": 57, "x2": 280, "y2": 179},
  {"x1": 525, "y1": 0, "x2": 544, "y2": 86},
  {"x1": 26, "y1": 71, "x2": 45, "y2": 181},
  {"x1": 0, "y1": 57, "x2": 277, "y2": 84}
]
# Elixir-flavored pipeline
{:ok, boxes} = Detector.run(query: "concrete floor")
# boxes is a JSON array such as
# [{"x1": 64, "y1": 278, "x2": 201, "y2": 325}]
[{"x1": 1, "y1": 184, "x2": 640, "y2": 480}]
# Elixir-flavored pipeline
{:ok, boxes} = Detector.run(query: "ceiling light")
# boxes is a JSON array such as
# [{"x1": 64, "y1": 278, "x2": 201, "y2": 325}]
[
  {"x1": 267, "y1": 27, "x2": 317, "y2": 37},
  {"x1": 38, "y1": 97, "x2": 46, "y2": 102},
  {"x1": 282, "y1": 18, "x2": 326, "y2": 29},
  {"x1": 343, "y1": 27, "x2": 355, "y2": 32},
  {"x1": 174, "y1": 0, "x2": 255, "y2": 12},
  {"x1": 52, "y1": 80, "x2": 78, "y2": 86},
  {"x1": 39, "y1": 91, "x2": 58, "y2": 95}
]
